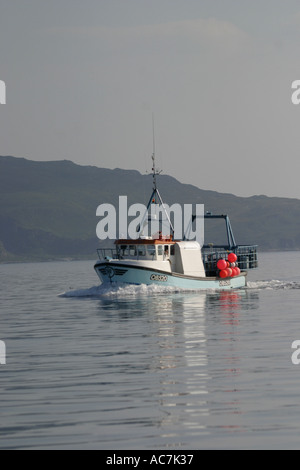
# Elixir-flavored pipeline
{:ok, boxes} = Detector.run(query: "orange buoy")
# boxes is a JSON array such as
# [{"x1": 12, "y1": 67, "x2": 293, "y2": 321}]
[
  {"x1": 231, "y1": 267, "x2": 238, "y2": 277},
  {"x1": 226, "y1": 268, "x2": 233, "y2": 277}
]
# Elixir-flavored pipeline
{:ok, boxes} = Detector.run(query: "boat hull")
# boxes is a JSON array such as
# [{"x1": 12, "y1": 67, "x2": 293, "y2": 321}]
[{"x1": 94, "y1": 261, "x2": 247, "y2": 290}]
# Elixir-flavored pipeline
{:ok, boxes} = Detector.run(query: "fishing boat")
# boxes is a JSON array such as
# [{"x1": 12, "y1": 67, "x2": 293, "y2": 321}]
[{"x1": 94, "y1": 154, "x2": 258, "y2": 291}]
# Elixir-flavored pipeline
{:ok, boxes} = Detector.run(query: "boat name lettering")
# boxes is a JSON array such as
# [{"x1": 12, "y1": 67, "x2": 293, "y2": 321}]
[
  {"x1": 150, "y1": 274, "x2": 168, "y2": 282},
  {"x1": 219, "y1": 280, "x2": 231, "y2": 287}
]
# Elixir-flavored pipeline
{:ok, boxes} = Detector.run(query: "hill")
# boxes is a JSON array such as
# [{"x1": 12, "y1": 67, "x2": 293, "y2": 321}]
[{"x1": 0, "y1": 155, "x2": 300, "y2": 261}]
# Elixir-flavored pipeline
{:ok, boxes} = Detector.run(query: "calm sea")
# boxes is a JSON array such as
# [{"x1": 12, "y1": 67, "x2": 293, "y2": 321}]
[{"x1": 1, "y1": 252, "x2": 300, "y2": 450}]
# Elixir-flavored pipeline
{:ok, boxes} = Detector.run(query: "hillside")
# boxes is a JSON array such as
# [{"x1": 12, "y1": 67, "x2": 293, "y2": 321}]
[{"x1": 0, "y1": 155, "x2": 300, "y2": 261}]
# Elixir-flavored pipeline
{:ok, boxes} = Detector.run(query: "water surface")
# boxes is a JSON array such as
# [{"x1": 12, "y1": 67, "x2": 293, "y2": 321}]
[{"x1": 1, "y1": 252, "x2": 300, "y2": 449}]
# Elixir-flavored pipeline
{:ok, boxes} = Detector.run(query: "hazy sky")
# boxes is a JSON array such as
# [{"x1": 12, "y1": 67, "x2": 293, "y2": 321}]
[{"x1": 1, "y1": 0, "x2": 300, "y2": 198}]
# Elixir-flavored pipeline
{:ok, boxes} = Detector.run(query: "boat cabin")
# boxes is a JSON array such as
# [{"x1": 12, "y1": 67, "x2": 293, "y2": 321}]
[{"x1": 97, "y1": 237, "x2": 206, "y2": 277}]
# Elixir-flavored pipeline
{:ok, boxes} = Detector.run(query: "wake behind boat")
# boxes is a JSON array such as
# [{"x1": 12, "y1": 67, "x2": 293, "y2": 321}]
[{"x1": 94, "y1": 152, "x2": 258, "y2": 291}]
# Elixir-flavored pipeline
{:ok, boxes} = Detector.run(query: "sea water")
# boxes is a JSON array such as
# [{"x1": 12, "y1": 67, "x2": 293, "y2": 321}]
[{"x1": 0, "y1": 252, "x2": 300, "y2": 449}]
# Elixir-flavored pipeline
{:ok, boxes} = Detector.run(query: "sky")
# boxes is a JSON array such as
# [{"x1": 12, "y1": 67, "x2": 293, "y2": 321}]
[{"x1": 1, "y1": 0, "x2": 300, "y2": 198}]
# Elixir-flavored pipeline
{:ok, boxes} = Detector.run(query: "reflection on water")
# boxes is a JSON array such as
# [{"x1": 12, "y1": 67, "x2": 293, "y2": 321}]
[
  {"x1": 96, "y1": 289, "x2": 260, "y2": 447},
  {"x1": 3, "y1": 256, "x2": 300, "y2": 449}
]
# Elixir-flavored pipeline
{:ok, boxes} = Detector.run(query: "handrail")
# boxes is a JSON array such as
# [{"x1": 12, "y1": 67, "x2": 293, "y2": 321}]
[{"x1": 202, "y1": 244, "x2": 258, "y2": 275}]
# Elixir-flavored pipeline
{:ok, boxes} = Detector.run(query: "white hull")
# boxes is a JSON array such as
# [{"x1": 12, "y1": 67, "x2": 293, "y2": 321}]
[{"x1": 94, "y1": 260, "x2": 247, "y2": 290}]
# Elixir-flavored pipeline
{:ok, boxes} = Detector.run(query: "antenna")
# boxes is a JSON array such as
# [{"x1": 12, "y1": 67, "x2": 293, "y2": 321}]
[
  {"x1": 151, "y1": 114, "x2": 161, "y2": 193},
  {"x1": 152, "y1": 113, "x2": 156, "y2": 160},
  {"x1": 137, "y1": 116, "x2": 174, "y2": 236}
]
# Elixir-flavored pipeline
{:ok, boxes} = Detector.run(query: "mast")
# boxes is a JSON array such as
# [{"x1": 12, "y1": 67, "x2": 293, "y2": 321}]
[
  {"x1": 151, "y1": 114, "x2": 161, "y2": 196},
  {"x1": 136, "y1": 117, "x2": 174, "y2": 237}
]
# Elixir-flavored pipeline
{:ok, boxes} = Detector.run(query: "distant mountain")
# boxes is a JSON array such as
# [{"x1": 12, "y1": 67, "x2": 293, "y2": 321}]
[{"x1": 0, "y1": 155, "x2": 300, "y2": 261}]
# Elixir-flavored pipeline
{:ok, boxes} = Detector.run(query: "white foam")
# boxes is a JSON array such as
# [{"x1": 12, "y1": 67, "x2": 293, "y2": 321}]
[
  {"x1": 247, "y1": 280, "x2": 300, "y2": 290},
  {"x1": 59, "y1": 282, "x2": 183, "y2": 299},
  {"x1": 60, "y1": 278, "x2": 300, "y2": 299}
]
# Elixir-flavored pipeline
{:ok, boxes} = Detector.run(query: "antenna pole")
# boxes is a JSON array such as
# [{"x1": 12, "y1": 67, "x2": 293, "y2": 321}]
[
  {"x1": 152, "y1": 114, "x2": 157, "y2": 192},
  {"x1": 137, "y1": 116, "x2": 174, "y2": 236},
  {"x1": 152, "y1": 113, "x2": 156, "y2": 160}
]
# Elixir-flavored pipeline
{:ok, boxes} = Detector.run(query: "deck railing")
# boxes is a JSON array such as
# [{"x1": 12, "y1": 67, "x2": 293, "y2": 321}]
[{"x1": 202, "y1": 245, "x2": 258, "y2": 276}]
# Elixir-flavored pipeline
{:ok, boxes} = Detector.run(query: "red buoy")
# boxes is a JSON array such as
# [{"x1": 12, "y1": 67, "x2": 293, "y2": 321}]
[
  {"x1": 228, "y1": 253, "x2": 237, "y2": 263},
  {"x1": 217, "y1": 259, "x2": 227, "y2": 270},
  {"x1": 219, "y1": 269, "x2": 228, "y2": 278}
]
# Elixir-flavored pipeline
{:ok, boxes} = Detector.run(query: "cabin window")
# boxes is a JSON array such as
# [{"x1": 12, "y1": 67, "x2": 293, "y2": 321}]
[
  {"x1": 137, "y1": 245, "x2": 146, "y2": 257},
  {"x1": 120, "y1": 245, "x2": 129, "y2": 257},
  {"x1": 170, "y1": 245, "x2": 175, "y2": 256},
  {"x1": 157, "y1": 245, "x2": 163, "y2": 256},
  {"x1": 164, "y1": 245, "x2": 170, "y2": 257},
  {"x1": 129, "y1": 245, "x2": 137, "y2": 256},
  {"x1": 147, "y1": 245, "x2": 156, "y2": 258}
]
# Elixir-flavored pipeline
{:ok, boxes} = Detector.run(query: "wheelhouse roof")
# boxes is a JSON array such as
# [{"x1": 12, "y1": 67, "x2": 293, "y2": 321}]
[{"x1": 115, "y1": 238, "x2": 176, "y2": 245}]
